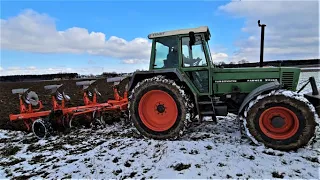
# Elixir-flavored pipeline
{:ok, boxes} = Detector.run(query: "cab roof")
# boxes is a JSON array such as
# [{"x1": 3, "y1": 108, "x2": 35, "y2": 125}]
[{"x1": 148, "y1": 26, "x2": 211, "y2": 40}]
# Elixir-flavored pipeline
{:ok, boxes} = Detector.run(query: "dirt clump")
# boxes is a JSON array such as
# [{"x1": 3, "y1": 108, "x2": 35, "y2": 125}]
[{"x1": 170, "y1": 163, "x2": 191, "y2": 171}]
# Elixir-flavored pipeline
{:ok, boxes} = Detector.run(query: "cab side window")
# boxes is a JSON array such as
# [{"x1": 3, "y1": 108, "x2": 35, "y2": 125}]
[
  {"x1": 181, "y1": 36, "x2": 208, "y2": 67},
  {"x1": 153, "y1": 36, "x2": 179, "y2": 69}
]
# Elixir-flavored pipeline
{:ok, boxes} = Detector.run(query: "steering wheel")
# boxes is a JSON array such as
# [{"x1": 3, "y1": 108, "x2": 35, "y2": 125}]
[{"x1": 192, "y1": 57, "x2": 202, "y2": 66}]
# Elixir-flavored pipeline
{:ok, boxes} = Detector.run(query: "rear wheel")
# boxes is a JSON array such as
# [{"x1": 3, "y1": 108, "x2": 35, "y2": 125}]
[
  {"x1": 129, "y1": 75, "x2": 191, "y2": 140},
  {"x1": 243, "y1": 90, "x2": 317, "y2": 151}
]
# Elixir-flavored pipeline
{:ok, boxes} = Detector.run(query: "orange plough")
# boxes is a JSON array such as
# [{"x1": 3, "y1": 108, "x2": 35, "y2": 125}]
[{"x1": 9, "y1": 78, "x2": 128, "y2": 139}]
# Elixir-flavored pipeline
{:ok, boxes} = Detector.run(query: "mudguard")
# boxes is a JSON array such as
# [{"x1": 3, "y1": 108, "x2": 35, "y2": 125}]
[
  {"x1": 128, "y1": 68, "x2": 186, "y2": 91},
  {"x1": 238, "y1": 81, "x2": 282, "y2": 115}
]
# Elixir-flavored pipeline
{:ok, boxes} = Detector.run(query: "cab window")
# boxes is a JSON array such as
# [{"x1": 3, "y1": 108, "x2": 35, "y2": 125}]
[
  {"x1": 153, "y1": 36, "x2": 179, "y2": 68},
  {"x1": 181, "y1": 36, "x2": 208, "y2": 67}
]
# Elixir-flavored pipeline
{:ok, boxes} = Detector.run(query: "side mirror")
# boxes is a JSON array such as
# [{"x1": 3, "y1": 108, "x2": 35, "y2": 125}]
[{"x1": 189, "y1": 31, "x2": 195, "y2": 49}]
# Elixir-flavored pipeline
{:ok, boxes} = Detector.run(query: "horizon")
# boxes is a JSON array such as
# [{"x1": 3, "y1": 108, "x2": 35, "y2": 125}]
[{"x1": 1, "y1": 0, "x2": 319, "y2": 76}]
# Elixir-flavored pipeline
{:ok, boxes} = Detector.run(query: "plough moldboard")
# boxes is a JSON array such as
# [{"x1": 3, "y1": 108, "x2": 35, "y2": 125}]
[{"x1": 9, "y1": 78, "x2": 129, "y2": 139}]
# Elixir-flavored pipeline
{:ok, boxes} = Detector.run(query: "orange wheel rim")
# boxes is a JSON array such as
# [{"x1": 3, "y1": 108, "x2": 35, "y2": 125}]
[
  {"x1": 259, "y1": 106, "x2": 299, "y2": 140},
  {"x1": 138, "y1": 90, "x2": 178, "y2": 131}
]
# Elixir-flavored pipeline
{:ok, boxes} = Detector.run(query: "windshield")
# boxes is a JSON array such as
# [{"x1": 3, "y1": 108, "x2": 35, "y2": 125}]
[{"x1": 181, "y1": 36, "x2": 208, "y2": 67}]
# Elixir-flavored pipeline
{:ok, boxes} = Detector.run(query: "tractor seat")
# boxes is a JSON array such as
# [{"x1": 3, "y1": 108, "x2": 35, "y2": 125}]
[
  {"x1": 163, "y1": 59, "x2": 168, "y2": 68},
  {"x1": 165, "y1": 52, "x2": 179, "y2": 68}
]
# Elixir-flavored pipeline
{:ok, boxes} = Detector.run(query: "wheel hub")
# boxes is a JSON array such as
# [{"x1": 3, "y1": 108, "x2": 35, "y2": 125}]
[
  {"x1": 156, "y1": 103, "x2": 166, "y2": 114},
  {"x1": 271, "y1": 116, "x2": 285, "y2": 128}
]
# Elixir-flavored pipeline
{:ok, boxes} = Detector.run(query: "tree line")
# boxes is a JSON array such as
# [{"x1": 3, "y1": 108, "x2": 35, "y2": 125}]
[
  {"x1": 0, "y1": 72, "x2": 133, "y2": 82},
  {"x1": 0, "y1": 73, "x2": 79, "y2": 82}
]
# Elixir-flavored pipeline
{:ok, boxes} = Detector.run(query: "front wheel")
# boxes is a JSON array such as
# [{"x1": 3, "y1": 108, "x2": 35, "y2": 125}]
[{"x1": 243, "y1": 90, "x2": 318, "y2": 151}]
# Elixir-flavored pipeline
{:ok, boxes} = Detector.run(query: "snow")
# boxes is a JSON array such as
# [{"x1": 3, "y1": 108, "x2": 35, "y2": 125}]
[
  {"x1": 0, "y1": 72, "x2": 319, "y2": 179},
  {"x1": 0, "y1": 115, "x2": 319, "y2": 179}
]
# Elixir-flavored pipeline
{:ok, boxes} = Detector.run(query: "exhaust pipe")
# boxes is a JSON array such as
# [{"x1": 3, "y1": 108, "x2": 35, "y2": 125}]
[{"x1": 258, "y1": 20, "x2": 266, "y2": 67}]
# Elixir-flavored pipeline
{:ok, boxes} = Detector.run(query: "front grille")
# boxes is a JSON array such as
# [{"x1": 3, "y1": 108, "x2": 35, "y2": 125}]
[{"x1": 281, "y1": 72, "x2": 294, "y2": 90}]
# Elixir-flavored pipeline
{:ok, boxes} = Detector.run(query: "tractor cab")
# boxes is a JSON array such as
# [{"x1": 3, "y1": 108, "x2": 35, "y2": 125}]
[
  {"x1": 148, "y1": 26, "x2": 212, "y2": 70},
  {"x1": 148, "y1": 26, "x2": 213, "y2": 94}
]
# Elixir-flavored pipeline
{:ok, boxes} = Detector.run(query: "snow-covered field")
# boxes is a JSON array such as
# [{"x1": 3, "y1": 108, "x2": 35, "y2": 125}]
[
  {"x1": 297, "y1": 71, "x2": 320, "y2": 94},
  {"x1": 0, "y1": 72, "x2": 319, "y2": 179}
]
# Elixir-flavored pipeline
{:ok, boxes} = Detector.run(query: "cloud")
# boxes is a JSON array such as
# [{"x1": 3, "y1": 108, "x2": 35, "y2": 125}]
[
  {"x1": 1, "y1": 9, "x2": 152, "y2": 62},
  {"x1": 122, "y1": 59, "x2": 149, "y2": 64},
  {"x1": 27, "y1": 66, "x2": 37, "y2": 70},
  {"x1": 218, "y1": 0, "x2": 319, "y2": 62},
  {"x1": 211, "y1": 52, "x2": 229, "y2": 62}
]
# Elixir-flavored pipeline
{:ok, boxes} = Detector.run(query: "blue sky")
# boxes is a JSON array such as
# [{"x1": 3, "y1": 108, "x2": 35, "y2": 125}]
[
  {"x1": 0, "y1": 1, "x2": 243, "y2": 43},
  {"x1": 1, "y1": 0, "x2": 318, "y2": 75}
]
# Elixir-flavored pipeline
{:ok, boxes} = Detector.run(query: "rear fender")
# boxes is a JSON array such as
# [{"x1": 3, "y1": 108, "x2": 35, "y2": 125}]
[
  {"x1": 128, "y1": 68, "x2": 191, "y2": 92},
  {"x1": 238, "y1": 81, "x2": 282, "y2": 115}
]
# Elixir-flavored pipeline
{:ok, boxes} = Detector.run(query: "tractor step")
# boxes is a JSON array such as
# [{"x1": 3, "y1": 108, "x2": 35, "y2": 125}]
[
  {"x1": 200, "y1": 111, "x2": 215, "y2": 115},
  {"x1": 198, "y1": 101, "x2": 212, "y2": 105}
]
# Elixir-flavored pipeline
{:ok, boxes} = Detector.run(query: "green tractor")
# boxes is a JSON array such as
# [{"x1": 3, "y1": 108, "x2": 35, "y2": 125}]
[{"x1": 118, "y1": 20, "x2": 319, "y2": 151}]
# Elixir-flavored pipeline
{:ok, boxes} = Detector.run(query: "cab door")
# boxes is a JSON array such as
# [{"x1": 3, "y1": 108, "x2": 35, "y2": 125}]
[{"x1": 179, "y1": 34, "x2": 212, "y2": 96}]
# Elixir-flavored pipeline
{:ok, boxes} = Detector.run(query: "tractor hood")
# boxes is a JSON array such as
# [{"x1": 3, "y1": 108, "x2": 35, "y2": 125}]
[{"x1": 212, "y1": 66, "x2": 301, "y2": 94}]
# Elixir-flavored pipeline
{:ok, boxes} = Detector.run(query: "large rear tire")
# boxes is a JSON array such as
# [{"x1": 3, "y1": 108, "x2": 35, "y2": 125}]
[
  {"x1": 129, "y1": 75, "x2": 191, "y2": 140},
  {"x1": 243, "y1": 90, "x2": 318, "y2": 151}
]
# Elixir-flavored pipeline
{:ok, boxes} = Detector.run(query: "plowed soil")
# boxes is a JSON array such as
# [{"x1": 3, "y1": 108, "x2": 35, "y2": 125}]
[{"x1": 0, "y1": 78, "x2": 129, "y2": 131}]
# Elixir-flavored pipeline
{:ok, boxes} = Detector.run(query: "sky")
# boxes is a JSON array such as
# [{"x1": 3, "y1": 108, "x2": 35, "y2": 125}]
[{"x1": 0, "y1": 0, "x2": 319, "y2": 76}]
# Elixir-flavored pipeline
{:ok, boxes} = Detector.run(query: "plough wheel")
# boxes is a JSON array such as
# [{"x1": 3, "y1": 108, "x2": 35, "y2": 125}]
[
  {"x1": 244, "y1": 92, "x2": 317, "y2": 151},
  {"x1": 69, "y1": 117, "x2": 84, "y2": 129},
  {"x1": 129, "y1": 76, "x2": 190, "y2": 140},
  {"x1": 32, "y1": 118, "x2": 52, "y2": 139},
  {"x1": 92, "y1": 111, "x2": 106, "y2": 127}
]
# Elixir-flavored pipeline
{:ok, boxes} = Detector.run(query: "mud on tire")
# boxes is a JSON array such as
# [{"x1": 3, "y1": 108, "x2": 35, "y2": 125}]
[
  {"x1": 243, "y1": 90, "x2": 317, "y2": 151},
  {"x1": 129, "y1": 75, "x2": 191, "y2": 140}
]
